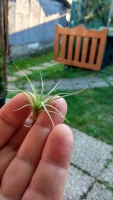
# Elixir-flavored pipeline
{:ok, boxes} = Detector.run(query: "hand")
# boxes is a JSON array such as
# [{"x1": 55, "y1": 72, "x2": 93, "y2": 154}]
[{"x1": 0, "y1": 93, "x2": 73, "y2": 200}]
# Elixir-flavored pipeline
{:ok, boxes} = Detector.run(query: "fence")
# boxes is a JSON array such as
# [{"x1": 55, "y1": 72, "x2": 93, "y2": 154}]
[{"x1": 54, "y1": 25, "x2": 108, "y2": 71}]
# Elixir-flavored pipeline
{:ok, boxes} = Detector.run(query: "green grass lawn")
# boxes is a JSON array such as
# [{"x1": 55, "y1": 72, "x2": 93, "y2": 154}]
[
  {"x1": 8, "y1": 51, "x2": 54, "y2": 73},
  {"x1": 65, "y1": 87, "x2": 113, "y2": 146},
  {"x1": 7, "y1": 52, "x2": 113, "y2": 145},
  {"x1": 8, "y1": 51, "x2": 113, "y2": 82}
]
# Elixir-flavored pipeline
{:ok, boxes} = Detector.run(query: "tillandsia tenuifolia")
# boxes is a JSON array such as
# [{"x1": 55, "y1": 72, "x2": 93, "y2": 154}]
[{"x1": 7, "y1": 65, "x2": 87, "y2": 127}]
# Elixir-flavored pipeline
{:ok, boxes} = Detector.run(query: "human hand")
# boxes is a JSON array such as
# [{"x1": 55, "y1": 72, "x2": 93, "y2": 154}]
[{"x1": 0, "y1": 93, "x2": 73, "y2": 200}]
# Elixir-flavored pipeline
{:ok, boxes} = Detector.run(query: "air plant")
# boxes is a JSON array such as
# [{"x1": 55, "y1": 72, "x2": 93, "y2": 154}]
[{"x1": 7, "y1": 66, "x2": 87, "y2": 127}]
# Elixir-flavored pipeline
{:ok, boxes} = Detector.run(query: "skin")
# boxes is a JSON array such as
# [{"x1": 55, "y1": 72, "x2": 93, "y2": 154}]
[{"x1": 0, "y1": 93, "x2": 73, "y2": 200}]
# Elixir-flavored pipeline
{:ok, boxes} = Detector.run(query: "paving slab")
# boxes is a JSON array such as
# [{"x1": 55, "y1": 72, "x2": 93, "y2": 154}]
[
  {"x1": 107, "y1": 76, "x2": 113, "y2": 86},
  {"x1": 87, "y1": 76, "x2": 103, "y2": 82},
  {"x1": 57, "y1": 79, "x2": 73, "y2": 90},
  {"x1": 98, "y1": 162, "x2": 113, "y2": 187},
  {"x1": 29, "y1": 66, "x2": 47, "y2": 71},
  {"x1": 41, "y1": 62, "x2": 55, "y2": 67},
  {"x1": 71, "y1": 128, "x2": 113, "y2": 177},
  {"x1": 71, "y1": 78, "x2": 88, "y2": 90},
  {"x1": 29, "y1": 63, "x2": 56, "y2": 71},
  {"x1": 107, "y1": 76, "x2": 113, "y2": 82},
  {"x1": 7, "y1": 76, "x2": 17, "y2": 82},
  {"x1": 63, "y1": 165, "x2": 95, "y2": 200},
  {"x1": 43, "y1": 80, "x2": 56, "y2": 91},
  {"x1": 7, "y1": 82, "x2": 16, "y2": 91},
  {"x1": 50, "y1": 60, "x2": 58, "y2": 65},
  {"x1": 14, "y1": 70, "x2": 32, "y2": 76},
  {"x1": 87, "y1": 76, "x2": 108, "y2": 88},
  {"x1": 88, "y1": 81, "x2": 109, "y2": 88},
  {"x1": 11, "y1": 80, "x2": 57, "y2": 93},
  {"x1": 32, "y1": 81, "x2": 42, "y2": 88},
  {"x1": 108, "y1": 82, "x2": 113, "y2": 86},
  {"x1": 23, "y1": 80, "x2": 56, "y2": 93},
  {"x1": 23, "y1": 81, "x2": 42, "y2": 92},
  {"x1": 86, "y1": 182, "x2": 113, "y2": 200},
  {"x1": 7, "y1": 82, "x2": 16, "y2": 87}
]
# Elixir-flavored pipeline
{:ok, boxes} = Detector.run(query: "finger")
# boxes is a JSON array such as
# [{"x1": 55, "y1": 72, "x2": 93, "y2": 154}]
[
  {"x1": 22, "y1": 124, "x2": 73, "y2": 200},
  {"x1": 0, "y1": 93, "x2": 31, "y2": 148},
  {"x1": 0, "y1": 117, "x2": 33, "y2": 181},
  {"x1": 0, "y1": 98, "x2": 67, "y2": 200}
]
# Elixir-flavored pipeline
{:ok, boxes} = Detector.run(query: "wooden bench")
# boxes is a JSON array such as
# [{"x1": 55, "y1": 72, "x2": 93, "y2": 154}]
[{"x1": 54, "y1": 25, "x2": 108, "y2": 71}]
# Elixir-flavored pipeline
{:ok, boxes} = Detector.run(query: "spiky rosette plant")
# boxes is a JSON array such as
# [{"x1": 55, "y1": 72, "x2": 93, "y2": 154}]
[{"x1": 7, "y1": 66, "x2": 87, "y2": 127}]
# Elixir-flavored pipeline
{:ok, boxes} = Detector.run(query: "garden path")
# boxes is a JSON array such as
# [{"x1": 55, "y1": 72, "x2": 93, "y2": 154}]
[{"x1": 7, "y1": 60, "x2": 113, "y2": 92}]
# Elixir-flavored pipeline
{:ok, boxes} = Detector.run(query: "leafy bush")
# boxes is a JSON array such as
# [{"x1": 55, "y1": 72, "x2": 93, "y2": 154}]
[{"x1": 70, "y1": 0, "x2": 112, "y2": 29}]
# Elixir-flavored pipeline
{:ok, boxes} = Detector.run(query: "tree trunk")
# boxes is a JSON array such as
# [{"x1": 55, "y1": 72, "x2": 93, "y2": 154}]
[{"x1": 0, "y1": 0, "x2": 8, "y2": 95}]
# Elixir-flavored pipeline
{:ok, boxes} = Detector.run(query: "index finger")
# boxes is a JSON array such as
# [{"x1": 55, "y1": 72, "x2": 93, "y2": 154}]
[{"x1": 0, "y1": 93, "x2": 31, "y2": 148}]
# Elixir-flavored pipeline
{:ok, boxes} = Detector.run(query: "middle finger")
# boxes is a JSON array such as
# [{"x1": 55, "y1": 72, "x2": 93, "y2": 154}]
[{"x1": 0, "y1": 98, "x2": 67, "y2": 200}]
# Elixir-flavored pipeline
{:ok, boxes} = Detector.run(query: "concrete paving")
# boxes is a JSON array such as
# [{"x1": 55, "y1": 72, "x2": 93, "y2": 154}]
[
  {"x1": 63, "y1": 165, "x2": 95, "y2": 200},
  {"x1": 41, "y1": 62, "x2": 56, "y2": 67},
  {"x1": 86, "y1": 182, "x2": 113, "y2": 200},
  {"x1": 87, "y1": 76, "x2": 109, "y2": 88},
  {"x1": 98, "y1": 162, "x2": 113, "y2": 187},
  {"x1": 8, "y1": 60, "x2": 113, "y2": 91},
  {"x1": 71, "y1": 128, "x2": 112, "y2": 178},
  {"x1": 57, "y1": 79, "x2": 73, "y2": 91},
  {"x1": 7, "y1": 60, "x2": 113, "y2": 199},
  {"x1": 71, "y1": 77, "x2": 88, "y2": 90},
  {"x1": 14, "y1": 69, "x2": 32, "y2": 76},
  {"x1": 63, "y1": 128, "x2": 113, "y2": 200},
  {"x1": 7, "y1": 75, "x2": 18, "y2": 82}
]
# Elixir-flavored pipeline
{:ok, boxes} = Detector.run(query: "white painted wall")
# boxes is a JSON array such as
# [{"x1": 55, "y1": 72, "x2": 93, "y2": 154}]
[{"x1": 8, "y1": 0, "x2": 67, "y2": 60}]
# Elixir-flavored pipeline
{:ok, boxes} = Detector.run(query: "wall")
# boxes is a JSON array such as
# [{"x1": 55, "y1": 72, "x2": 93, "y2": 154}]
[{"x1": 8, "y1": 0, "x2": 67, "y2": 60}]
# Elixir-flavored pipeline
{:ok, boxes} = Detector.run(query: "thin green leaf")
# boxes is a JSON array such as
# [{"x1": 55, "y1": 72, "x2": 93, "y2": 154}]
[
  {"x1": 45, "y1": 104, "x2": 70, "y2": 123},
  {"x1": 44, "y1": 95, "x2": 60, "y2": 104},
  {"x1": 42, "y1": 81, "x2": 61, "y2": 101},
  {"x1": 6, "y1": 86, "x2": 22, "y2": 91},
  {"x1": 14, "y1": 104, "x2": 33, "y2": 111},
  {"x1": 11, "y1": 66, "x2": 87, "y2": 127},
  {"x1": 60, "y1": 87, "x2": 88, "y2": 98},
  {"x1": 14, "y1": 64, "x2": 32, "y2": 85},
  {"x1": 40, "y1": 71, "x2": 44, "y2": 101},
  {"x1": 30, "y1": 83, "x2": 39, "y2": 105},
  {"x1": 46, "y1": 87, "x2": 88, "y2": 103},
  {"x1": 22, "y1": 91, "x2": 35, "y2": 106},
  {"x1": 41, "y1": 102, "x2": 54, "y2": 128},
  {"x1": 39, "y1": 109, "x2": 69, "y2": 123},
  {"x1": 14, "y1": 64, "x2": 39, "y2": 104}
]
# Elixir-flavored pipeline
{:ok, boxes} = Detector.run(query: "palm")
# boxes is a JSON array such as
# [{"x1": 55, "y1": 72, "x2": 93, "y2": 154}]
[{"x1": 0, "y1": 94, "x2": 73, "y2": 200}]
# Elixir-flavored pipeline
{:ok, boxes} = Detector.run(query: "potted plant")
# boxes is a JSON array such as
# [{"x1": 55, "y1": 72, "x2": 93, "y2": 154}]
[{"x1": 0, "y1": 0, "x2": 8, "y2": 108}]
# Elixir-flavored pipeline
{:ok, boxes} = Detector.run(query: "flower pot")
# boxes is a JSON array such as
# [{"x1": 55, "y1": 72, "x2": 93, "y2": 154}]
[{"x1": 0, "y1": 96, "x2": 6, "y2": 108}]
